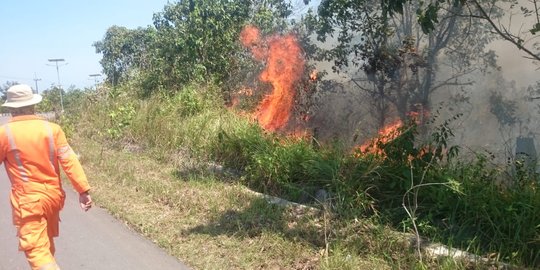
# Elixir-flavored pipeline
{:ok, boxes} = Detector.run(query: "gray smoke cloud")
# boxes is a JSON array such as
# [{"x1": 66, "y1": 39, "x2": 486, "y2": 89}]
[{"x1": 307, "y1": 41, "x2": 539, "y2": 166}]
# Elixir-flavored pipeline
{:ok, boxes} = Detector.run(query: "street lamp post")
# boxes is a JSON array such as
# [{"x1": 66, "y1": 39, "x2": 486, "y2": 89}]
[
  {"x1": 33, "y1": 73, "x2": 41, "y2": 94},
  {"x1": 47, "y1": 58, "x2": 66, "y2": 112},
  {"x1": 89, "y1": 74, "x2": 101, "y2": 91}
]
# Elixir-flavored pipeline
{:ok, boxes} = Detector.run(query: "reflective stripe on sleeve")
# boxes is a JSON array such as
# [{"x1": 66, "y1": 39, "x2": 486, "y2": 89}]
[
  {"x1": 57, "y1": 145, "x2": 74, "y2": 160},
  {"x1": 44, "y1": 122, "x2": 56, "y2": 171},
  {"x1": 4, "y1": 125, "x2": 28, "y2": 182}
]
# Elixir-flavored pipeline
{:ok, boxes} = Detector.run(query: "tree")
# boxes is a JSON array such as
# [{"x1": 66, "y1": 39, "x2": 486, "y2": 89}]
[
  {"x1": 0, "y1": 81, "x2": 19, "y2": 102},
  {"x1": 37, "y1": 86, "x2": 67, "y2": 114},
  {"x1": 93, "y1": 26, "x2": 155, "y2": 86},
  {"x1": 384, "y1": 0, "x2": 540, "y2": 62},
  {"x1": 146, "y1": 0, "x2": 293, "y2": 94},
  {"x1": 307, "y1": 0, "x2": 496, "y2": 129},
  {"x1": 468, "y1": 0, "x2": 540, "y2": 62},
  {"x1": 94, "y1": 0, "x2": 295, "y2": 97}
]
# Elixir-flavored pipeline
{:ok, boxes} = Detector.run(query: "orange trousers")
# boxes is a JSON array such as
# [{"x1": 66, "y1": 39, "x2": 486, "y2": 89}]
[{"x1": 12, "y1": 193, "x2": 63, "y2": 270}]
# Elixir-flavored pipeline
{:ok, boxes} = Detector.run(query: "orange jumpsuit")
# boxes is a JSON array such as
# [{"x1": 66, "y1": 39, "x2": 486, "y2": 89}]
[{"x1": 0, "y1": 115, "x2": 91, "y2": 270}]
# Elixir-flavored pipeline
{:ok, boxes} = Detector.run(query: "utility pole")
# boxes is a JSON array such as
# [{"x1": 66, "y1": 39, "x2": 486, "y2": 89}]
[
  {"x1": 89, "y1": 73, "x2": 101, "y2": 91},
  {"x1": 47, "y1": 58, "x2": 66, "y2": 112},
  {"x1": 32, "y1": 73, "x2": 41, "y2": 94}
]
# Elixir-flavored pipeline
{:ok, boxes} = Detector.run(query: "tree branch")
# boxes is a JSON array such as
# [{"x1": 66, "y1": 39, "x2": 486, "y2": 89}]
[
  {"x1": 471, "y1": 0, "x2": 540, "y2": 62},
  {"x1": 429, "y1": 71, "x2": 475, "y2": 93}
]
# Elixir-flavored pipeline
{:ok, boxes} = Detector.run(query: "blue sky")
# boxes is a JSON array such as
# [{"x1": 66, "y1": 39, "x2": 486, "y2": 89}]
[{"x1": 0, "y1": 0, "x2": 171, "y2": 90}]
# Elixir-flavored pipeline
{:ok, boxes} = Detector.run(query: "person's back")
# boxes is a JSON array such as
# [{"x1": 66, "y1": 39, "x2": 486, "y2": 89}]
[
  {"x1": 0, "y1": 84, "x2": 92, "y2": 270},
  {"x1": 2, "y1": 116, "x2": 63, "y2": 191}
]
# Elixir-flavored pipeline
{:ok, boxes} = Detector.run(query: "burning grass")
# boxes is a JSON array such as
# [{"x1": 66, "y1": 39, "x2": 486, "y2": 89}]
[{"x1": 67, "y1": 72, "x2": 539, "y2": 269}]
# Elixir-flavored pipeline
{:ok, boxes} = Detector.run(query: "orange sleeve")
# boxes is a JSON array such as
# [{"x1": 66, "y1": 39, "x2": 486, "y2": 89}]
[
  {"x1": 55, "y1": 126, "x2": 91, "y2": 194},
  {"x1": 0, "y1": 127, "x2": 6, "y2": 163}
]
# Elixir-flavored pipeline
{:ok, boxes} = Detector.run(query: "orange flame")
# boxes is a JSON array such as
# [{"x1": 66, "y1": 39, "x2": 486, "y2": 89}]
[
  {"x1": 240, "y1": 26, "x2": 266, "y2": 60},
  {"x1": 359, "y1": 119, "x2": 404, "y2": 155},
  {"x1": 356, "y1": 111, "x2": 428, "y2": 157},
  {"x1": 240, "y1": 25, "x2": 305, "y2": 132},
  {"x1": 309, "y1": 70, "x2": 318, "y2": 81}
]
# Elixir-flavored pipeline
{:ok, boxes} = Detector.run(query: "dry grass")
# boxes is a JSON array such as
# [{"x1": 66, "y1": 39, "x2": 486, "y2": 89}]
[
  {"x1": 74, "y1": 136, "x2": 325, "y2": 269},
  {"x1": 79, "y1": 127, "x2": 502, "y2": 270}
]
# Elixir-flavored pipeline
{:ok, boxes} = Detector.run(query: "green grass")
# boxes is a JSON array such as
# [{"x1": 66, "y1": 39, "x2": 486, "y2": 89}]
[
  {"x1": 74, "y1": 135, "x2": 403, "y2": 269},
  {"x1": 66, "y1": 83, "x2": 539, "y2": 269}
]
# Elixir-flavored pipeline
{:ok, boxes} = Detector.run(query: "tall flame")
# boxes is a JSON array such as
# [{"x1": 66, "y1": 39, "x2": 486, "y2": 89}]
[{"x1": 240, "y1": 25, "x2": 305, "y2": 131}]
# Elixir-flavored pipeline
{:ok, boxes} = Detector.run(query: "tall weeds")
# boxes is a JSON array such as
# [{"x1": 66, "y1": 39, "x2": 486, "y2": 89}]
[{"x1": 74, "y1": 83, "x2": 539, "y2": 268}]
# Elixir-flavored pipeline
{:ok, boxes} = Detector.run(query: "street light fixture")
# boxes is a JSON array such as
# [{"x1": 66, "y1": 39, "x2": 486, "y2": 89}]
[
  {"x1": 89, "y1": 74, "x2": 101, "y2": 90},
  {"x1": 47, "y1": 58, "x2": 66, "y2": 112}
]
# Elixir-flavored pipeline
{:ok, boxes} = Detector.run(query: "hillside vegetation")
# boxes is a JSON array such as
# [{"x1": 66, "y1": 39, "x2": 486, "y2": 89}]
[
  {"x1": 41, "y1": 0, "x2": 540, "y2": 269},
  {"x1": 50, "y1": 82, "x2": 536, "y2": 269}
]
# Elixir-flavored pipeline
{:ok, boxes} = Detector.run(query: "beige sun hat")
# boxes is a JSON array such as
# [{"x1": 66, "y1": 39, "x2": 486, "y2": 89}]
[{"x1": 2, "y1": 84, "x2": 42, "y2": 108}]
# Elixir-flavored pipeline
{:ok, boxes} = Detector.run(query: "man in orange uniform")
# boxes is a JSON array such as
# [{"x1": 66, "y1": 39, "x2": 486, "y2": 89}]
[{"x1": 0, "y1": 84, "x2": 92, "y2": 270}]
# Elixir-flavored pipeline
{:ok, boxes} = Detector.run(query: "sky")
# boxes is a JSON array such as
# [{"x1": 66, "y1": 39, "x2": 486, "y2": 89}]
[
  {"x1": 0, "y1": 1, "x2": 535, "y2": 93},
  {"x1": 0, "y1": 0, "x2": 171, "y2": 91}
]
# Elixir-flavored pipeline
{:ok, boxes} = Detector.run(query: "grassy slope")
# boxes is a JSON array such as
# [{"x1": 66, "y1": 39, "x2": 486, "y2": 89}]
[
  {"x1": 74, "y1": 135, "x2": 395, "y2": 270},
  {"x1": 64, "y1": 85, "x2": 533, "y2": 269}
]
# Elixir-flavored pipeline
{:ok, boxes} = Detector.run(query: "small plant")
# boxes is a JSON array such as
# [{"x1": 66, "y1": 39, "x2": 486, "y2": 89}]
[
  {"x1": 175, "y1": 86, "x2": 205, "y2": 116},
  {"x1": 106, "y1": 103, "x2": 135, "y2": 140}
]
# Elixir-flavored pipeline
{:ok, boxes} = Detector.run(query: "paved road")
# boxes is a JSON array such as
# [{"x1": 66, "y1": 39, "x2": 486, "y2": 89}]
[{"x1": 0, "y1": 116, "x2": 190, "y2": 270}]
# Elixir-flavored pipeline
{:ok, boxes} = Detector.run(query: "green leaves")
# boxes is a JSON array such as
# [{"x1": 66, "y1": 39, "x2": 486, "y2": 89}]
[
  {"x1": 383, "y1": 0, "x2": 405, "y2": 15},
  {"x1": 416, "y1": 3, "x2": 440, "y2": 34},
  {"x1": 94, "y1": 0, "x2": 294, "y2": 97},
  {"x1": 382, "y1": 0, "x2": 441, "y2": 33},
  {"x1": 531, "y1": 22, "x2": 540, "y2": 35},
  {"x1": 106, "y1": 103, "x2": 135, "y2": 140},
  {"x1": 145, "y1": 0, "x2": 294, "y2": 94},
  {"x1": 37, "y1": 86, "x2": 65, "y2": 113},
  {"x1": 93, "y1": 26, "x2": 155, "y2": 86}
]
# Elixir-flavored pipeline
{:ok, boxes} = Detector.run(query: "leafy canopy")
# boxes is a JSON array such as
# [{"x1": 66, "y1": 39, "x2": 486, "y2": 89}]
[{"x1": 94, "y1": 0, "x2": 295, "y2": 97}]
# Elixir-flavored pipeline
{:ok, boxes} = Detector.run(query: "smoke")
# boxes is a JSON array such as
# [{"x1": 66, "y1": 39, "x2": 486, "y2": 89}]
[
  {"x1": 417, "y1": 62, "x2": 540, "y2": 166},
  {"x1": 302, "y1": 2, "x2": 540, "y2": 163},
  {"x1": 490, "y1": 40, "x2": 539, "y2": 89},
  {"x1": 235, "y1": 3, "x2": 540, "y2": 165}
]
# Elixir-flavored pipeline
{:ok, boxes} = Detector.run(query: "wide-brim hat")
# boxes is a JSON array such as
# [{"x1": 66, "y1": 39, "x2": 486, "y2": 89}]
[{"x1": 2, "y1": 84, "x2": 42, "y2": 108}]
